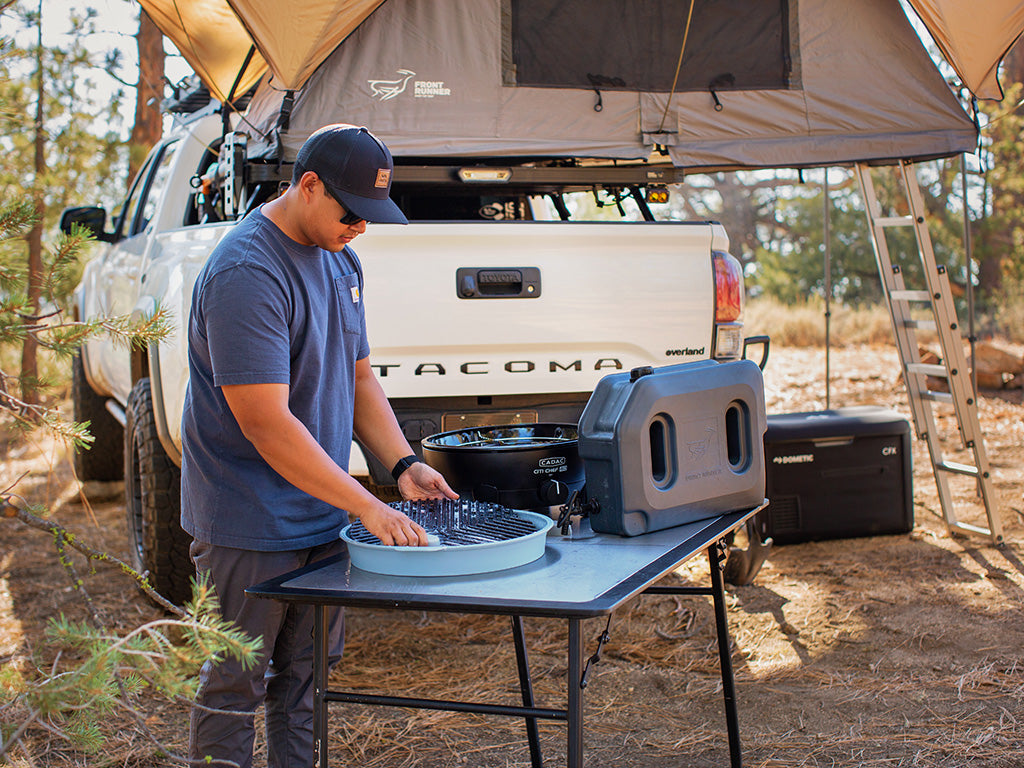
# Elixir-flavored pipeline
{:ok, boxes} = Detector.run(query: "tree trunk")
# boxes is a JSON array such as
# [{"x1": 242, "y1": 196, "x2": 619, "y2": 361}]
[
  {"x1": 127, "y1": 8, "x2": 164, "y2": 188},
  {"x1": 970, "y1": 38, "x2": 1024, "y2": 298},
  {"x1": 21, "y1": 0, "x2": 44, "y2": 405},
  {"x1": 1001, "y1": 37, "x2": 1024, "y2": 87}
]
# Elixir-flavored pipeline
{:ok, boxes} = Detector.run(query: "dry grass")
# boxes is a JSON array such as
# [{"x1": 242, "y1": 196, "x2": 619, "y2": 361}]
[
  {"x1": 748, "y1": 289, "x2": 1024, "y2": 349},
  {"x1": 745, "y1": 296, "x2": 902, "y2": 347},
  {"x1": 993, "y1": 277, "x2": 1024, "y2": 344}
]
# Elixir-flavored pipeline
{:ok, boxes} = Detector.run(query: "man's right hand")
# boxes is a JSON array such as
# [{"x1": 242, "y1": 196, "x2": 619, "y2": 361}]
[{"x1": 359, "y1": 502, "x2": 430, "y2": 546}]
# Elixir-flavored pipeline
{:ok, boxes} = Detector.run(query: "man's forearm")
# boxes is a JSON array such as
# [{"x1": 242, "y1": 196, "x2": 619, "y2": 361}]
[{"x1": 352, "y1": 358, "x2": 415, "y2": 473}]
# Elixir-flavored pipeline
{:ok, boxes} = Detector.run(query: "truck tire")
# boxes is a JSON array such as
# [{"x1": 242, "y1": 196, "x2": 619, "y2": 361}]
[
  {"x1": 125, "y1": 378, "x2": 192, "y2": 605},
  {"x1": 71, "y1": 352, "x2": 124, "y2": 482}
]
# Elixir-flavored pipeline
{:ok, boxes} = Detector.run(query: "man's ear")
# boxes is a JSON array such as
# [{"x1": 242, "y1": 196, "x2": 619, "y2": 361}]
[{"x1": 297, "y1": 171, "x2": 321, "y2": 202}]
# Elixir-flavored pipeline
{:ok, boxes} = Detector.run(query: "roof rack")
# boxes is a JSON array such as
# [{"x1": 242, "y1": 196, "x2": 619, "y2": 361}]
[{"x1": 162, "y1": 75, "x2": 212, "y2": 115}]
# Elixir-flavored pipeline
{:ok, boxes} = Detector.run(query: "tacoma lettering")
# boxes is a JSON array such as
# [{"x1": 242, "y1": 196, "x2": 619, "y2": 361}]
[
  {"x1": 372, "y1": 358, "x2": 625, "y2": 376},
  {"x1": 505, "y1": 360, "x2": 535, "y2": 373},
  {"x1": 550, "y1": 360, "x2": 582, "y2": 372},
  {"x1": 415, "y1": 363, "x2": 446, "y2": 375}
]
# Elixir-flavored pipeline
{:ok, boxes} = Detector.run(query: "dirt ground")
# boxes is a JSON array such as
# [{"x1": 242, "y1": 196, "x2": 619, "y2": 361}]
[{"x1": 2, "y1": 343, "x2": 1023, "y2": 768}]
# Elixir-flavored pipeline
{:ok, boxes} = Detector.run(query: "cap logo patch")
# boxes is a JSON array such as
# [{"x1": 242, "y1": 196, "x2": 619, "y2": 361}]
[{"x1": 375, "y1": 169, "x2": 391, "y2": 188}]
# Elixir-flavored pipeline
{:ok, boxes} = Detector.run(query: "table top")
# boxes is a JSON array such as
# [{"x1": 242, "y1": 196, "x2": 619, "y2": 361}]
[{"x1": 247, "y1": 506, "x2": 762, "y2": 618}]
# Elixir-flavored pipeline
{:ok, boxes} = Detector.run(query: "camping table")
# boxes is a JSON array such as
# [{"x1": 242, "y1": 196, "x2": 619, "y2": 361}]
[{"x1": 247, "y1": 505, "x2": 764, "y2": 768}]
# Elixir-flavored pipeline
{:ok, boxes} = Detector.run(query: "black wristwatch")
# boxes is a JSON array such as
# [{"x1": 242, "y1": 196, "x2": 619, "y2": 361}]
[{"x1": 391, "y1": 454, "x2": 420, "y2": 482}]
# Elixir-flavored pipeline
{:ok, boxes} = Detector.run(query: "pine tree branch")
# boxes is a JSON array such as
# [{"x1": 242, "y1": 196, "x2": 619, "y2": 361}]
[
  {"x1": 53, "y1": 534, "x2": 103, "y2": 629},
  {"x1": 0, "y1": 384, "x2": 94, "y2": 448},
  {"x1": 1, "y1": 494, "x2": 186, "y2": 617}
]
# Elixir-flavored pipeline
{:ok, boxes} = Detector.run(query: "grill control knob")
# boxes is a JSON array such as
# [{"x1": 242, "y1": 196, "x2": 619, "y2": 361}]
[{"x1": 539, "y1": 479, "x2": 568, "y2": 506}]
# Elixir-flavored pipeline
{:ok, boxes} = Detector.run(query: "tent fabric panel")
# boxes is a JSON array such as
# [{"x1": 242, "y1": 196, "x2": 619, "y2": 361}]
[
  {"x1": 269, "y1": 0, "x2": 503, "y2": 151},
  {"x1": 226, "y1": 0, "x2": 384, "y2": 91},
  {"x1": 641, "y1": 90, "x2": 814, "y2": 145},
  {"x1": 800, "y1": 0, "x2": 974, "y2": 133},
  {"x1": 652, "y1": 0, "x2": 977, "y2": 166},
  {"x1": 139, "y1": 0, "x2": 267, "y2": 102},
  {"x1": 906, "y1": 0, "x2": 1024, "y2": 100}
]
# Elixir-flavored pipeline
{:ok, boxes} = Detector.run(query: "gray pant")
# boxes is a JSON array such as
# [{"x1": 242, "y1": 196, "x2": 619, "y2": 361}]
[{"x1": 188, "y1": 539, "x2": 345, "y2": 768}]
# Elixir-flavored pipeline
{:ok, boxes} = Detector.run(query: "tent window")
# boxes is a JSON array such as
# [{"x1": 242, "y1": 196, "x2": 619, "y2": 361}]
[{"x1": 509, "y1": 0, "x2": 792, "y2": 92}]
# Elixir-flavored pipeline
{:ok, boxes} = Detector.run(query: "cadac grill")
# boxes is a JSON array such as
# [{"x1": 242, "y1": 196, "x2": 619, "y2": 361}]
[
  {"x1": 340, "y1": 499, "x2": 553, "y2": 577},
  {"x1": 421, "y1": 424, "x2": 585, "y2": 510},
  {"x1": 346, "y1": 499, "x2": 540, "y2": 545}
]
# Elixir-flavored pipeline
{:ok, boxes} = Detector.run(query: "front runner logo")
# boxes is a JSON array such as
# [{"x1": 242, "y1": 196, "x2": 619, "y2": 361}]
[
  {"x1": 368, "y1": 68, "x2": 452, "y2": 100},
  {"x1": 368, "y1": 69, "x2": 415, "y2": 101},
  {"x1": 414, "y1": 80, "x2": 451, "y2": 98}
]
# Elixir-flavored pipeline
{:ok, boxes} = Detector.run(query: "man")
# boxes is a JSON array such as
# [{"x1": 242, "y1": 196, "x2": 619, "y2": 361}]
[{"x1": 180, "y1": 124, "x2": 457, "y2": 767}]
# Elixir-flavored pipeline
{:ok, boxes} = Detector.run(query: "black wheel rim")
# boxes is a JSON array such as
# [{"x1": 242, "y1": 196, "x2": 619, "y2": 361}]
[{"x1": 127, "y1": 423, "x2": 145, "y2": 568}]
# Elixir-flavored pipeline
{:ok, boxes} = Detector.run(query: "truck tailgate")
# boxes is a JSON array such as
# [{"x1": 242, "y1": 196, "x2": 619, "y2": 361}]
[{"x1": 356, "y1": 221, "x2": 718, "y2": 398}]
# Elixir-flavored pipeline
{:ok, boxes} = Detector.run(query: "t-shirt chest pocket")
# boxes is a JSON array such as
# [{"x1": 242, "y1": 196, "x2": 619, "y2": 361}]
[{"x1": 335, "y1": 274, "x2": 363, "y2": 337}]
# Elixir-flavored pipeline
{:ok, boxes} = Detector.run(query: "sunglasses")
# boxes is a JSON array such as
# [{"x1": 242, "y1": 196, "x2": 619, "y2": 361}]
[
  {"x1": 338, "y1": 207, "x2": 365, "y2": 226},
  {"x1": 321, "y1": 180, "x2": 366, "y2": 226}
]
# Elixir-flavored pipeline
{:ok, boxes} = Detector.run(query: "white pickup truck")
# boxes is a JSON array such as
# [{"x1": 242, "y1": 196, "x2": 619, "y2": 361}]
[{"x1": 63, "y1": 101, "x2": 764, "y2": 604}]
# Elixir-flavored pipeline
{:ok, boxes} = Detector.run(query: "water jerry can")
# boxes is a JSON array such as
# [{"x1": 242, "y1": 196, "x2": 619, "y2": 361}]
[{"x1": 578, "y1": 360, "x2": 767, "y2": 536}]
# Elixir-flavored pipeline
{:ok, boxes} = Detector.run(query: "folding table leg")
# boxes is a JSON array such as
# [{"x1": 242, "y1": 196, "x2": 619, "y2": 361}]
[
  {"x1": 511, "y1": 615, "x2": 544, "y2": 768},
  {"x1": 313, "y1": 605, "x2": 330, "y2": 768},
  {"x1": 567, "y1": 618, "x2": 584, "y2": 768},
  {"x1": 708, "y1": 543, "x2": 743, "y2": 768}
]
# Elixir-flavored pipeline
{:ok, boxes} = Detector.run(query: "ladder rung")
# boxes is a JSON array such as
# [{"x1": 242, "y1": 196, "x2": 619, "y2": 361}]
[
  {"x1": 950, "y1": 521, "x2": 996, "y2": 539},
  {"x1": 876, "y1": 215, "x2": 914, "y2": 227},
  {"x1": 890, "y1": 290, "x2": 932, "y2": 302},
  {"x1": 936, "y1": 460, "x2": 979, "y2": 477},
  {"x1": 904, "y1": 319, "x2": 936, "y2": 331},
  {"x1": 921, "y1": 390, "x2": 953, "y2": 404},
  {"x1": 907, "y1": 362, "x2": 947, "y2": 378}
]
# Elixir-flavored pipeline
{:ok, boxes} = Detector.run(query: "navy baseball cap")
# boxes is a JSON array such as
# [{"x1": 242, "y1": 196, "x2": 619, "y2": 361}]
[{"x1": 295, "y1": 124, "x2": 407, "y2": 225}]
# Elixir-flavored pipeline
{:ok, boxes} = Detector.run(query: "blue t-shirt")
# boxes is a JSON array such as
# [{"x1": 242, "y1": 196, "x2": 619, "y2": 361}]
[{"x1": 180, "y1": 208, "x2": 370, "y2": 550}]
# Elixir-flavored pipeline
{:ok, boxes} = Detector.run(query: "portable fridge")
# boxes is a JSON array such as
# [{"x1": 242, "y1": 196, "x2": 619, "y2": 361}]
[{"x1": 755, "y1": 406, "x2": 913, "y2": 544}]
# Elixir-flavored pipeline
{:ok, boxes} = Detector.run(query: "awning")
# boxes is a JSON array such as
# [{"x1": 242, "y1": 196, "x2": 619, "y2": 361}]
[{"x1": 138, "y1": 0, "x2": 383, "y2": 101}]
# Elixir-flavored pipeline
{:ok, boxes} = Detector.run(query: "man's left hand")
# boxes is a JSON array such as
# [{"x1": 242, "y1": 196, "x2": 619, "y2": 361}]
[{"x1": 398, "y1": 462, "x2": 460, "y2": 501}]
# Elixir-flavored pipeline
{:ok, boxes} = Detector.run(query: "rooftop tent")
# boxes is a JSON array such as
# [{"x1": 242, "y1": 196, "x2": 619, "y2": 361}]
[
  {"x1": 241, "y1": 0, "x2": 977, "y2": 168},
  {"x1": 141, "y1": 0, "x2": 1024, "y2": 106},
  {"x1": 140, "y1": 0, "x2": 1024, "y2": 168}
]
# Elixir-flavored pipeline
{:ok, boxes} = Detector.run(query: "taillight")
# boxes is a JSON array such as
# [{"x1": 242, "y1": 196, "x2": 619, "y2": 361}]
[{"x1": 713, "y1": 251, "x2": 744, "y2": 323}]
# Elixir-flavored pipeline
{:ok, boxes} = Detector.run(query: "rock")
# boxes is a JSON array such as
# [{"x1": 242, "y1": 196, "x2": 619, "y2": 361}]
[{"x1": 971, "y1": 340, "x2": 1023, "y2": 389}]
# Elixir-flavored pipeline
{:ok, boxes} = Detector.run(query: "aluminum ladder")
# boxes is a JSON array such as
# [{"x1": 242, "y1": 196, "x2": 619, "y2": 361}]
[{"x1": 854, "y1": 160, "x2": 1003, "y2": 544}]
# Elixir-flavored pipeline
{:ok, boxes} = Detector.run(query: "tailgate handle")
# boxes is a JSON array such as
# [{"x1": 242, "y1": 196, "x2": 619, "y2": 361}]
[{"x1": 457, "y1": 267, "x2": 541, "y2": 299}]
